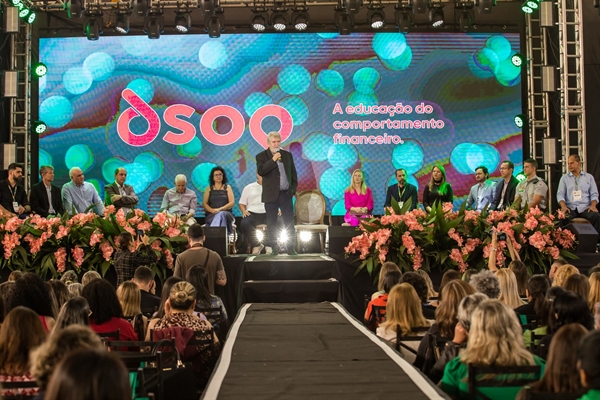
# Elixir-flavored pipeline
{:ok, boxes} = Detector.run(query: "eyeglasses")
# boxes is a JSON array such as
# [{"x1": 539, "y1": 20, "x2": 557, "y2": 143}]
[{"x1": 214, "y1": 173, "x2": 223, "y2": 177}]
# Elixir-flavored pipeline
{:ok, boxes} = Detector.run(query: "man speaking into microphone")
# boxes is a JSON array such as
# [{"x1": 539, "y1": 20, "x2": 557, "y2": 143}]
[{"x1": 256, "y1": 131, "x2": 298, "y2": 255}]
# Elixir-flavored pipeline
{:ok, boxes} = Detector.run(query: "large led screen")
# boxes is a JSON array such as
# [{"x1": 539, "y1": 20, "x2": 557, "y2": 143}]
[{"x1": 39, "y1": 32, "x2": 523, "y2": 216}]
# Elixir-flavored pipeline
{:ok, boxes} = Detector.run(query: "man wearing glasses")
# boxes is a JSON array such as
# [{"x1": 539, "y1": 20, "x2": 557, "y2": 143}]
[{"x1": 490, "y1": 160, "x2": 519, "y2": 211}]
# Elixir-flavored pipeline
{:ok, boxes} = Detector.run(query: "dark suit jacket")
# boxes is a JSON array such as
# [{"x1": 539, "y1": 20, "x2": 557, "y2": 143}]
[
  {"x1": 384, "y1": 183, "x2": 418, "y2": 210},
  {"x1": 104, "y1": 182, "x2": 139, "y2": 210},
  {"x1": 490, "y1": 176, "x2": 519, "y2": 211},
  {"x1": 29, "y1": 182, "x2": 64, "y2": 217},
  {"x1": 256, "y1": 148, "x2": 298, "y2": 204}
]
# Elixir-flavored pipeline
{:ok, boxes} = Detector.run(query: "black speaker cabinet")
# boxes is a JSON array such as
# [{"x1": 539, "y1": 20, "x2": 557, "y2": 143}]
[
  {"x1": 565, "y1": 222, "x2": 599, "y2": 253},
  {"x1": 203, "y1": 227, "x2": 228, "y2": 256},
  {"x1": 328, "y1": 226, "x2": 362, "y2": 255}
]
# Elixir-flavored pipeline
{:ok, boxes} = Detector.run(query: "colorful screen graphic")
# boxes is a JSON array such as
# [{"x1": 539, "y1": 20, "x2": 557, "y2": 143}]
[{"x1": 39, "y1": 32, "x2": 522, "y2": 216}]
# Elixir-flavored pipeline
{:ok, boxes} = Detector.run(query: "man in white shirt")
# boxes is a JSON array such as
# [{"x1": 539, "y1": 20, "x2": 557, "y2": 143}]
[
  {"x1": 466, "y1": 166, "x2": 497, "y2": 211},
  {"x1": 160, "y1": 174, "x2": 197, "y2": 225},
  {"x1": 239, "y1": 174, "x2": 268, "y2": 254}
]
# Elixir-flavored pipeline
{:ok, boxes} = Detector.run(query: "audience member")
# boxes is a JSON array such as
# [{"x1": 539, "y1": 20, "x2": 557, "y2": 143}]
[
  {"x1": 515, "y1": 275, "x2": 552, "y2": 347},
  {"x1": 0, "y1": 306, "x2": 46, "y2": 397},
  {"x1": 5, "y1": 272, "x2": 56, "y2": 332},
  {"x1": 113, "y1": 231, "x2": 157, "y2": 286},
  {"x1": 54, "y1": 297, "x2": 90, "y2": 330},
  {"x1": 0, "y1": 295, "x2": 4, "y2": 328},
  {"x1": 365, "y1": 270, "x2": 402, "y2": 331},
  {"x1": 546, "y1": 285, "x2": 567, "y2": 302},
  {"x1": 45, "y1": 349, "x2": 131, "y2": 400},
  {"x1": 469, "y1": 270, "x2": 501, "y2": 299},
  {"x1": 509, "y1": 260, "x2": 529, "y2": 297},
  {"x1": 81, "y1": 271, "x2": 101, "y2": 286},
  {"x1": 552, "y1": 264, "x2": 579, "y2": 287},
  {"x1": 30, "y1": 325, "x2": 103, "y2": 394},
  {"x1": 437, "y1": 270, "x2": 462, "y2": 303},
  {"x1": 116, "y1": 281, "x2": 147, "y2": 340},
  {"x1": 577, "y1": 330, "x2": 600, "y2": 400},
  {"x1": 440, "y1": 300, "x2": 545, "y2": 399},
  {"x1": 132, "y1": 266, "x2": 160, "y2": 315},
  {"x1": 81, "y1": 279, "x2": 137, "y2": 341},
  {"x1": 146, "y1": 276, "x2": 183, "y2": 338},
  {"x1": 428, "y1": 293, "x2": 488, "y2": 383},
  {"x1": 496, "y1": 268, "x2": 525, "y2": 309},
  {"x1": 48, "y1": 280, "x2": 72, "y2": 310},
  {"x1": 371, "y1": 262, "x2": 401, "y2": 300},
  {"x1": 589, "y1": 272, "x2": 600, "y2": 312},
  {"x1": 67, "y1": 282, "x2": 83, "y2": 297},
  {"x1": 59, "y1": 270, "x2": 78, "y2": 285},
  {"x1": 376, "y1": 283, "x2": 430, "y2": 363},
  {"x1": 516, "y1": 323, "x2": 587, "y2": 400},
  {"x1": 564, "y1": 274, "x2": 590, "y2": 300},
  {"x1": 588, "y1": 265, "x2": 600, "y2": 276},
  {"x1": 548, "y1": 258, "x2": 568, "y2": 281},
  {"x1": 7, "y1": 270, "x2": 23, "y2": 281},
  {"x1": 415, "y1": 269, "x2": 438, "y2": 300},
  {"x1": 46, "y1": 281, "x2": 60, "y2": 320},
  {"x1": 187, "y1": 265, "x2": 228, "y2": 335},
  {"x1": 461, "y1": 268, "x2": 478, "y2": 284},
  {"x1": 401, "y1": 271, "x2": 436, "y2": 319}
]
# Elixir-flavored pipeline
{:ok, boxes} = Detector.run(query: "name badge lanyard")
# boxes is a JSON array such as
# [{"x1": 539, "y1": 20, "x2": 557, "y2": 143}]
[
  {"x1": 398, "y1": 186, "x2": 405, "y2": 201},
  {"x1": 8, "y1": 185, "x2": 18, "y2": 212}
]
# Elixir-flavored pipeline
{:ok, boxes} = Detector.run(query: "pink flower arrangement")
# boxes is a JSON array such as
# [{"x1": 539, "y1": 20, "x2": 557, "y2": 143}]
[
  {"x1": 137, "y1": 221, "x2": 152, "y2": 232},
  {"x1": 449, "y1": 248, "x2": 467, "y2": 272},
  {"x1": 165, "y1": 227, "x2": 181, "y2": 238},
  {"x1": 56, "y1": 225, "x2": 70, "y2": 240},
  {"x1": 2, "y1": 232, "x2": 21, "y2": 259},
  {"x1": 153, "y1": 212, "x2": 168, "y2": 226},
  {"x1": 4, "y1": 217, "x2": 24, "y2": 233},
  {"x1": 71, "y1": 245, "x2": 85, "y2": 268},
  {"x1": 99, "y1": 240, "x2": 114, "y2": 261},
  {"x1": 103, "y1": 205, "x2": 116, "y2": 217},
  {"x1": 54, "y1": 247, "x2": 67, "y2": 273},
  {"x1": 163, "y1": 249, "x2": 174, "y2": 269},
  {"x1": 89, "y1": 231, "x2": 104, "y2": 247}
]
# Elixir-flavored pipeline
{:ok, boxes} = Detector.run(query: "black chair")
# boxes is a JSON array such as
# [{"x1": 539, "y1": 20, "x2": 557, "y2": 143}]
[
  {"x1": 1, "y1": 379, "x2": 39, "y2": 400},
  {"x1": 395, "y1": 325, "x2": 430, "y2": 355},
  {"x1": 522, "y1": 386, "x2": 584, "y2": 400},
  {"x1": 519, "y1": 314, "x2": 541, "y2": 332},
  {"x1": 96, "y1": 328, "x2": 120, "y2": 340},
  {"x1": 426, "y1": 332, "x2": 450, "y2": 362},
  {"x1": 195, "y1": 307, "x2": 224, "y2": 339},
  {"x1": 467, "y1": 364, "x2": 542, "y2": 400}
]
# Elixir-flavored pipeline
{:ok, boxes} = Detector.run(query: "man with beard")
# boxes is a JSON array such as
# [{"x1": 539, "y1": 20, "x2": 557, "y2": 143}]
[
  {"x1": 0, "y1": 163, "x2": 30, "y2": 218},
  {"x1": 384, "y1": 168, "x2": 418, "y2": 210},
  {"x1": 466, "y1": 166, "x2": 497, "y2": 211},
  {"x1": 29, "y1": 165, "x2": 64, "y2": 217}
]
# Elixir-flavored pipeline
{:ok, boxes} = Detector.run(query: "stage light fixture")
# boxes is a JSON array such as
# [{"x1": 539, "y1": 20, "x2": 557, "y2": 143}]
[
  {"x1": 144, "y1": 13, "x2": 164, "y2": 39},
  {"x1": 33, "y1": 62, "x2": 47, "y2": 78},
  {"x1": 83, "y1": 11, "x2": 103, "y2": 40},
  {"x1": 511, "y1": 53, "x2": 524, "y2": 67},
  {"x1": 271, "y1": 9, "x2": 288, "y2": 31},
  {"x1": 134, "y1": 0, "x2": 149, "y2": 17},
  {"x1": 175, "y1": 11, "x2": 192, "y2": 32},
  {"x1": 429, "y1": 3, "x2": 444, "y2": 27},
  {"x1": 367, "y1": 6, "x2": 385, "y2": 29},
  {"x1": 256, "y1": 229, "x2": 265, "y2": 242},
  {"x1": 299, "y1": 231, "x2": 312, "y2": 243},
  {"x1": 514, "y1": 114, "x2": 526, "y2": 128},
  {"x1": 32, "y1": 121, "x2": 47, "y2": 134},
  {"x1": 335, "y1": 8, "x2": 353, "y2": 35},
  {"x1": 412, "y1": 0, "x2": 427, "y2": 14},
  {"x1": 458, "y1": 11, "x2": 472, "y2": 31},
  {"x1": 251, "y1": 9, "x2": 269, "y2": 31},
  {"x1": 278, "y1": 230, "x2": 288, "y2": 244},
  {"x1": 67, "y1": 0, "x2": 82, "y2": 18},
  {"x1": 521, "y1": 0, "x2": 537, "y2": 13},
  {"x1": 205, "y1": 11, "x2": 224, "y2": 38},
  {"x1": 115, "y1": 12, "x2": 130, "y2": 34},
  {"x1": 476, "y1": 0, "x2": 494, "y2": 14},
  {"x1": 10, "y1": 0, "x2": 21, "y2": 7},
  {"x1": 291, "y1": 7, "x2": 309, "y2": 31},
  {"x1": 201, "y1": 0, "x2": 218, "y2": 16},
  {"x1": 27, "y1": 12, "x2": 36, "y2": 23},
  {"x1": 343, "y1": 0, "x2": 362, "y2": 14}
]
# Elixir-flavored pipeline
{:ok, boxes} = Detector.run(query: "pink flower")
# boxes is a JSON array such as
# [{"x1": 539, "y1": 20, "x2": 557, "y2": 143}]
[
  {"x1": 71, "y1": 246, "x2": 85, "y2": 268},
  {"x1": 461, "y1": 238, "x2": 481, "y2": 255},
  {"x1": 103, "y1": 205, "x2": 116, "y2": 217},
  {"x1": 448, "y1": 228, "x2": 463, "y2": 247},
  {"x1": 100, "y1": 240, "x2": 114, "y2": 261},
  {"x1": 165, "y1": 227, "x2": 181, "y2": 238},
  {"x1": 153, "y1": 212, "x2": 168, "y2": 226},
  {"x1": 547, "y1": 246, "x2": 560, "y2": 260},
  {"x1": 378, "y1": 247, "x2": 388, "y2": 264},
  {"x1": 413, "y1": 247, "x2": 423, "y2": 270},
  {"x1": 523, "y1": 216, "x2": 538, "y2": 231},
  {"x1": 115, "y1": 209, "x2": 127, "y2": 225},
  {"x1": 163, "y1": 249, "x2": 174, "y2": 269},
  {"x1": 54, "y1": 247, "x2": 67, "y2": 273},
  {"x1": 56, "y1": 225, "x2": 70, "y2": 240},
  {"x1": 4, "y1": 217, "x2": 24, "y2": 232},
  {"x1": 464, "y1": 210, "x2": 479, "y2": 222},
  {"x1": 557, "y1": 209, "x2": 567, "y2": 220},
  {"x1": 450, "y1": 248, "x2": 468, "y2": 272},
  {"x1": 372, "y1": 228, "x2": 392, "y2": 250},
  {"x1": 526, "y1": 207, "x2": 543, "y2": 217},
  {"x1": 402, "y1": 232, "x2": 417, "y2": 254},
  {"x1": 137, "y1": 221, "x2": 152, "y2": 232},
  {"x1": 128, "y1": 216, "x2": 142, "y2": 226},
  {"x1": 134, "y1": 209, "x2": 146, "y2": 217},
  {"x1": 151, "y1": 239, "x2": 162, "y2": 250},
  {"x1": 89, "y1": 231, "x2": 104, "y2": 247},
  {"x1": 442, "y1": 202, "x2": 453, "y2": 214},
  {"x1": 2, "y1": 232, "x2": 21, "y2": 259},
  {"x1": 24, "y1": 234, "x2": 43, "y2": 255},
  {"x1": 528, "y1": 231, "x2": 547, "y2": 252}
]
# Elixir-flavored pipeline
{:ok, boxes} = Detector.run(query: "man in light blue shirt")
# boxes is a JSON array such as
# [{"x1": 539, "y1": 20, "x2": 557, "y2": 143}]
[
  {"x1": 466, "y1": 166, "x2": 497, "y2": 211},
  {"x1": 557, "y1": 154, "x2": 600, "y2": 233},
  {"x1": 62, "y1": 167, "x2": 105, "y2": 215},
  {"x1": 160, "y1": 174, "x2": 197, "y2": 225}
]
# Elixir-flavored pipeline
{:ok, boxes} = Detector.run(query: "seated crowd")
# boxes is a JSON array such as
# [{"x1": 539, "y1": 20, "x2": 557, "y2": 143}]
[
  {"x1": 365, "y1": 258, "x2": 600, "y2": 400},
  {"x1": 0, "y1": 261, "x2": 227, "y2": 399}
]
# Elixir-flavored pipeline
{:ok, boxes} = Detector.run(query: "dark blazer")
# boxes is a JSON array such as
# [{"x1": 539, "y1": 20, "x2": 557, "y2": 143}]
[
  {"x1": 29, "y1": 182, "x2": 64, "y2": 217},
  {"x1": 490, "y1": 176, "x2": 519, "y2": 211},
  {"x1": 104, "y1": 182, "x2": 139, "y2": 210},
  {"x1": 256, "y1": 148, "x2": 298, "y2": 204},
  {"x1": 384, "y1": 183, "x2": 418, "y2": 210}
]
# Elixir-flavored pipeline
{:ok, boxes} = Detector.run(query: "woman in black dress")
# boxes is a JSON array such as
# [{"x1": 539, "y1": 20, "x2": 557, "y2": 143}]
[
  {"x1": 203, "y1": 166, "x2": 235, "y2": 234},
  {"x1": 422, "y1": 165, "x2": 453, "y2": 211}
]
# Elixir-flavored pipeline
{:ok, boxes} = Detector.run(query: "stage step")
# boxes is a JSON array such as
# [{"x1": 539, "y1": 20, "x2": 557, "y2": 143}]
[
  {"x1": 241, "y1": 279, "x2": 339, "y2": 304},
  {"x1": 243, "y1": 254, "x2": 335, "y2": 281}
]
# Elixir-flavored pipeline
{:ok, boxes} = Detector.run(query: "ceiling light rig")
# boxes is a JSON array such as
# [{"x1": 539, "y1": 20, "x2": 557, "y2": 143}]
[
  {"x1": 367, "y1": 5, "x2": 385, "y2": 29},
  {"x1": 334, "y1": 6, "x2": 353, "y2": 35},
  {"x1": 291, "y1": 6, "x2": 309, "y2": 31},
  {"x1": 144, "y1": 11, "x2": 164, "y2": 39},
  {"x1": 251, "y1": 8, "x2": 269, "y2": 31},
  {"x1": 115, "y1": 9, "x2": 130, "y2": 34},
  {"x1": 175, "y1": 9, "x2": 192, "y2": 32},
  {"x1": 83, "y1": 8, "x2": 103, "y2": 40},
  {"x1": 271, "y1": 7, "x2": 288, "y2": 31},
  {"x1": 428, "y1": 0, "x2": 444, "y2": 27},
  {"x1": 455, "y1": 0, "x2": 474, "y2": 32},
  {"x1": 201, "y1": 0, "x2": 224, "y2": 38},
  {"x1": 395, "y1": 1, "x2": 412, "y2": 33}
]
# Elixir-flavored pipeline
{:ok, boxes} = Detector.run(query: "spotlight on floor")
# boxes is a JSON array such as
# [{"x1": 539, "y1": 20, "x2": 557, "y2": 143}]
[
  {"x1": 299, "y1": 231, "x2": 312, "y2": 243},
  {"x1": 256, "y1": 229, "x2": 265, "y2": 242},
  {"x1": 278, "y1": 230, "x2": 288, "y2": 244}
]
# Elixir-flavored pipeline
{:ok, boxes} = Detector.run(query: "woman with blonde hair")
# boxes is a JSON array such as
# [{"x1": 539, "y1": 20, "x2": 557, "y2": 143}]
[
  {"x1": 377, "y1": 283, "x2": 430, "y2": 363},
  {"x1": 371, "y1": 262, "x2": 401, "y2": 300},
  {"x1": 441, "y1": 300, "x2": 545, "y2": 399},
  {"x1": 564, "y1": 274, "x2": 590, "y2": 300},
  {"x1": 552, "y1": 264, "x2": 579, "y2": 287},
  {"x1": 422, "y1": 165, "x2": 453, "y2": 212},
  {"x1": 588, "y1": 272, "x2": 600, "y2": 312},
  {"x1": 116, "y1": 281, "x2": 147, "y2": 340},
  {"x1": 344, "y1": 169, "x2": 374, "y2": 227},
  {"x1": 495, "y1": 268, "x2": 525, "y2": 309}
]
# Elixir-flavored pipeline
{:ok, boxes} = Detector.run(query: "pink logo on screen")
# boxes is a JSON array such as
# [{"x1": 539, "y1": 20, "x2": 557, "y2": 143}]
[{"x1": 117, "y1": 88, "x2": 293, "y2": 148}]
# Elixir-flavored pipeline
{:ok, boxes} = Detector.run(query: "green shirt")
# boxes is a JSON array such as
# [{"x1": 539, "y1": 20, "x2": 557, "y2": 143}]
[
  {"x1": 523, "y1": 326, "x2": 548, "y2": 348},
  {"x1": 579, "y1": 389, "x2": 600, "y2": 400},
  {"x1": 441, "y1": 355, "x2": 546, "y2": 400}
]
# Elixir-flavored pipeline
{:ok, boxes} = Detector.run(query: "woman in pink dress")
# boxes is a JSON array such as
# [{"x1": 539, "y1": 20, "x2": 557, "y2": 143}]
[{"x1": 344, "y1": 169, "x2": 374, "y2": 226}]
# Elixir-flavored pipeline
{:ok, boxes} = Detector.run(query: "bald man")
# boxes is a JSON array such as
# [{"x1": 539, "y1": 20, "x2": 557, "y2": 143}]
[{"x1": 61, "y1": 167, "x2": 104, "y2": 215}]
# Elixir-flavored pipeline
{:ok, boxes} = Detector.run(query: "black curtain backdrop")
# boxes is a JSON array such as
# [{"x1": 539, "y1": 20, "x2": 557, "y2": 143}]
[{"x1": 583, "y1": 3, "x2": 600, "y2": 186}]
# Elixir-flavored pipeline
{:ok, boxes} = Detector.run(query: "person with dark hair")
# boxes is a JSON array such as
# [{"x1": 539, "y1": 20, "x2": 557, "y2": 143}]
[
  {"x1": 7, "y1": 270, "x2": 23, "y2": 281},
  {"x1": 173, "y1": 223, "x2": 226, "y2": 294},
  {"x1": 508, "y1": 260, "x2": 529, "y2": 297},
  {"x1": 161, "y1": 174, "x2": 197, "y2": 225},
  {"x1": 48, "y1": 280, "x2": 72, "y2": 311},
  {"x1": 45, "y1": 349, "x2": 131, "y2": 400},
  {"x1": 81, "y1": 279, "x2": 137, "y2": 341},
  {"x1": 516, "y1": 323, "x2": 587, "y2": 400},
  {"x1": 515, "y1": 158, "x2": 548, "y2": 210},
  {"x1": 54, "y1": 297, "x2": 90, "y2": 330},
  {"x1": 0, "y1": 162, "x2": 30, "y2": 218},
  {"x1": 0, "y1": 306, "x2": 46, "y2": 397},
  {"x1": 538, "y1": 291, "x2": 594, "y2": 358},
  {"x1": 515, "y1": 275, "x2": 552, "y2": 347},
  {"x1": 578, "y1": 330, "x2": 600, "y2": 400},
  {"x1": 29, "y1": 165, "x2": 64, "y2": 217},
  {"x1": 132, "y1": 266, "x2": 160, "y2": 314},
  {"x1": 145, "y1": 276, "x2": 183, "y2": 339},
  {"x1": 371, "y1": 262, "x2": 401, "y2": 300},
  {"x1": 31, "y1": 325, "x2": 103, "y2": 395},
  {"x1": 365, "y1": 270, "x2": 402, "y2": 331},
  {"x1": 490, "y1": 160, "x2": 519, "y2": 211},
  {"x1": 423, "y1": 165, "x2": 453, "y2": 212},
  {"x1": 557, "y1": 154, "x2": 600, "y2": 233},
  {"x1": 437, "y1": 270, "x2": 462, "y2": 303},
  {"x1": 203, "y1": 166, "x2": 235, "y2": 235},
  {"x1": 564, "y1": 274, "x2": 591, "y2": 300},
  {"x1": 401, "y1": 271, "x2": 436, "y2": 319},
  {"x1": 384, "y1": 168, "x2": 418, "y2": 210},
  {"x1": 186, "y1": 265, "x2": 228, "y2": 333},
  {"x1": 113, "y1": 231, "x2": 158, "y2": 286},
  {"x1": 466, "y1": 165, "x2": 496, "y2": 211},
  {"x1": 6, "y1": 272, "x2": 56, "y2": 332},
  {"x1": 104, "y1": 167, "x2": 139, "y2": 214}
]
